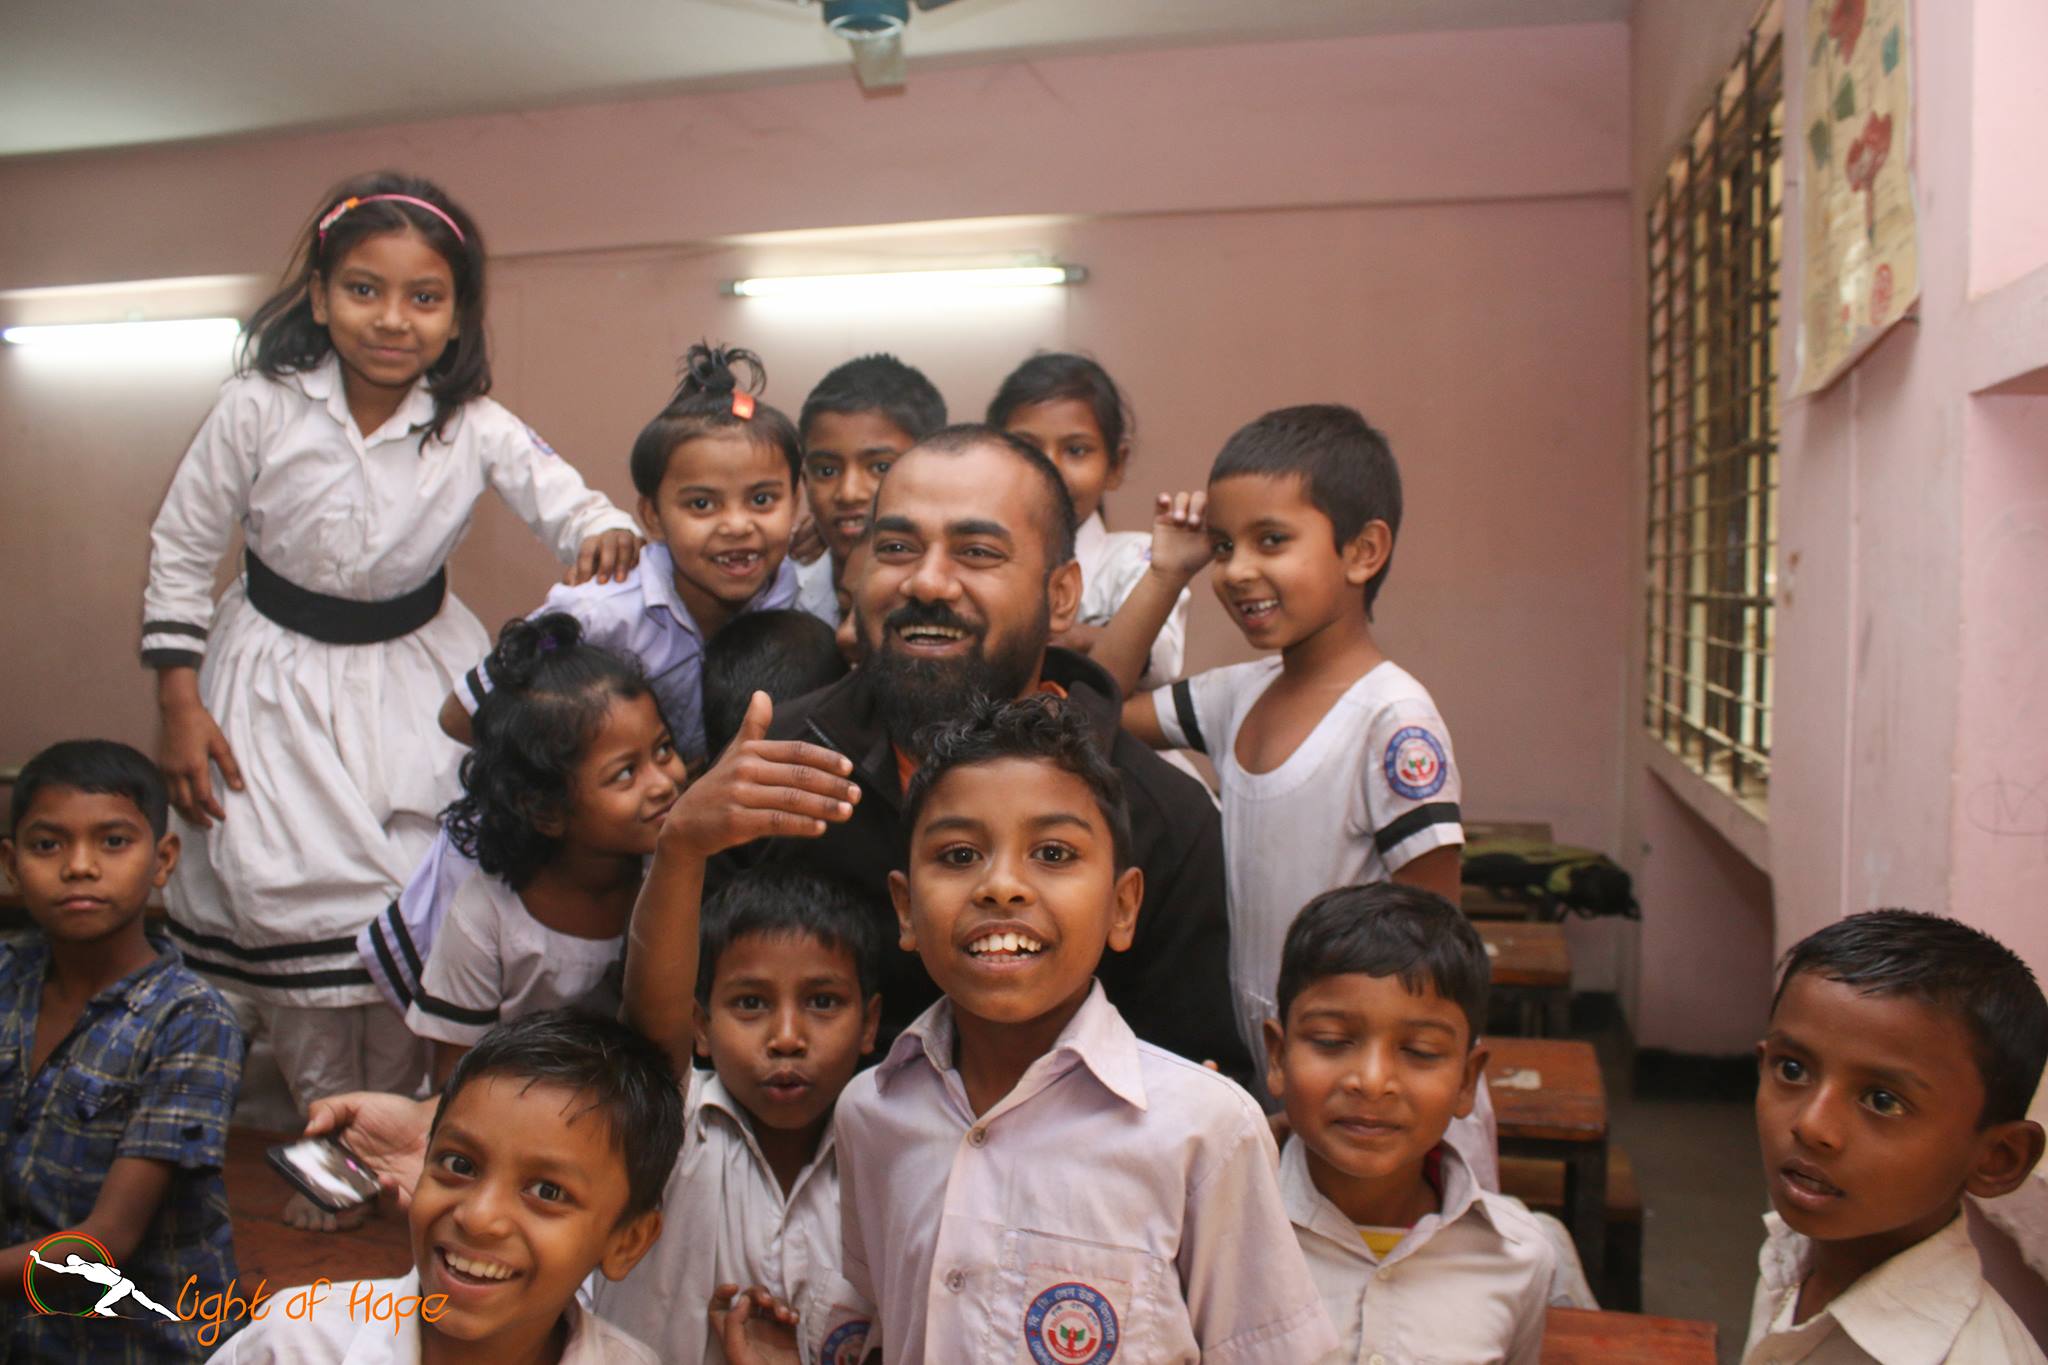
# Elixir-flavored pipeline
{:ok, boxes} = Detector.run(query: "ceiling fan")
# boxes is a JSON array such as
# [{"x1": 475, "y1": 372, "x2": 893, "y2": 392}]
[{"x1": 761, "y1": 0, "x2": 974, "y2": 92}]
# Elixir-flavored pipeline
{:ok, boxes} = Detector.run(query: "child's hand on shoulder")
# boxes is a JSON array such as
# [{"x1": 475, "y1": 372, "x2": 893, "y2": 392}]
[
  {"x1": 1146, "y1": 490, "x2": 1212, "y2": 585},
  {"x1": 710, "y1": 1284, "x2": 801, "y2": 1365},
  {"x1": 660, "y1": 692, "x2": 860, "y2": 858},
  {"x1": 569, "y1": 528, "x2": 642, "y2": 585}
]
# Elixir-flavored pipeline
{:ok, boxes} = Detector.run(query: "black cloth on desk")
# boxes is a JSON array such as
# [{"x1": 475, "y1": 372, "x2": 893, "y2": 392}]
[{"x1": 709, "y1": 647, "x2": 1254, "y2": 1083}]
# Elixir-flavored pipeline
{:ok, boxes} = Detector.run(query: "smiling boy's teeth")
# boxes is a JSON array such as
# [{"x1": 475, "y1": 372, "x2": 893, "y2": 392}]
[
  {"x1": 968, "y1": 931, "x2": 1045, "y2": 956},
  {"x1": 444, "y1": 1250, "x2": 516, "y2": 1281}
]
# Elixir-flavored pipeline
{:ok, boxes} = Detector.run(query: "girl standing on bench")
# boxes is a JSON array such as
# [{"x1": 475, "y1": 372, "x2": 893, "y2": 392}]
[{"x1": 141, "y1": 172, "x2": 638, "y2": 1226}]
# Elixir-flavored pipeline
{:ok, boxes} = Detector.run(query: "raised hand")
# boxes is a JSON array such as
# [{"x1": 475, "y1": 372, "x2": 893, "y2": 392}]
[
  {"x1": 570, "y1": 528, "x2": 643, "y2": 585},
  {"x1": 710, "y1": 1285, "x2": 802, "y2": 1365},
  {"x1": 1146, "y1": 489, "x2": 1213, "y2": 584},
  {"x1": 302, "y1": 1093, "x2": 433, "y2": 1209},
  {"x1": 660, "y1": 692, "x2": 860, "y2": 858}
]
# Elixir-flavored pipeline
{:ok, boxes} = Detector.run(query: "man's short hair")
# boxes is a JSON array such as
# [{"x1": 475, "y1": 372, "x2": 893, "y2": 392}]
[
  {"x1": 1275, "y1": 883, "x2": 1489, "y2": 1040},
  {"x1": 695, "y1": 864, "x2": 884, "y2": 1004},
  {"x1": 903, "y1": 695, "x2": 1130, "y2": 870},
  {"x1": 800, "y1": 353, "x2": 948, "y2": 444},
  {"x1": 432, "y1": 1010, "x2": 684, "y2": 1223},
  {"x1": 10, "y1": 739, "x2": 170, "y2": 840},
  {"x1": 1774, "y1": 909, "x2": 2048, "y2": 1127},
  {"x1": 1210, "y1": 404, "x2": 1402, "y2": 615},
  {"x1": 701, "y1": 611, "x2": 849, "y2": 759},
  {"x1": 892, "y1": 424, "x2": 1077, "y2": 568}
]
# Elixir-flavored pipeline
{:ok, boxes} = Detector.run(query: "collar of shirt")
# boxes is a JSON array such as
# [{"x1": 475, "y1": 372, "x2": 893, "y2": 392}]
[
  {"x1": 637, "y1": 544, "x2": 797, "y2": 638},
  {"x1": 292, "y1": 354, "x2": 436, "y2": 446},
  {"x1": 694, "y1": 1068, "x2": 837, "y2": 1201},
  {"x1": 335, "y1": 1269, "x2": 624, "y2": 1364},
  {"x1": 3, "y1": 935, "x2": 187, "y2": 1021},
  {"x1": 875, "y1": 981, "x2": 1148, "y2": 1119},
  {"x1": 1754, "y1": 1210, "x2": 1983, "y2": 1365},
  {"x1": 1281, "y1": 1133, "x2": 1503, "y2": 1268}
]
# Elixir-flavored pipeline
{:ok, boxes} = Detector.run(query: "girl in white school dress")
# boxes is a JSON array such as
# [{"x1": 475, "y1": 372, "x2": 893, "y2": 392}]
[{"x1": 141, "y1": 172, "x2": 640, "y2": 1168}]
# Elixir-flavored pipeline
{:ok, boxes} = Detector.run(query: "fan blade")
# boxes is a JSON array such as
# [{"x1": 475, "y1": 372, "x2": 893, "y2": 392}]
[{"x1": 847, "y1": 29, "x2": 906, "y2": 90}]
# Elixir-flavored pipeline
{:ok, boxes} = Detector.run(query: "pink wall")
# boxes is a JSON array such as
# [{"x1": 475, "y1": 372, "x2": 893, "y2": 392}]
[{"x1": 0, "y1": 26, "x2": 1635, "y2": 926}]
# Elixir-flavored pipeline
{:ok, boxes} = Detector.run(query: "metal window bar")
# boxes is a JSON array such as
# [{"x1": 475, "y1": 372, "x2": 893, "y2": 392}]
[{"x1": 1644, "y1": 3, "x2": 1781, "y2": 800}]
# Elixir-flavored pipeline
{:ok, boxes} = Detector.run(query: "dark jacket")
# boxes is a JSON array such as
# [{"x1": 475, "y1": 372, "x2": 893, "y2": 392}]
[{"x1": 712, "y1": 648, "x2": 1253, "y2": 1081}]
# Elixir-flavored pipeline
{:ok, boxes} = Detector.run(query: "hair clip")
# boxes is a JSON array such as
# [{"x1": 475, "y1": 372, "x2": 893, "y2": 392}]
[
  {"x1": 539, "y1": 634, "x2": 560, "y2": 654},
  {"x1": 316, "y1": 193, "x2": 468, "y2": 245},
  {"x1": 731, "y1": 391, "x2": 756, "y2": 420}
]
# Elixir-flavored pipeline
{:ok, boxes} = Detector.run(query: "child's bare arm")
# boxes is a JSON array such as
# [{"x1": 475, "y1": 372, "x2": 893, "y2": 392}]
[
  {"x1": 437, "y1": 689, "x2": 474, "y2": 745},
  {"x1": 1390, "y1": 845, "x2": 1462, "y2": 902},
  {"x1": 1120, "y1": 692, "x2": 1171, "y2": 749},
  {"x1": 624, "y1": 692, "x2": 861, "y2": 1070},
  {"x1": 1090, "y1": 492, "x2": 1211, "y2": 698},
  {"x1": 1, "y1": 1156, "x2": 176, "y2": 1297}
]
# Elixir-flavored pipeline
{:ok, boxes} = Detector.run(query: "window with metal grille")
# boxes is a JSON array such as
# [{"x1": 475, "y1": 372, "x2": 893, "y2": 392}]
[{"x1": 1644, "y1": 4, "x2": 1782, "y2": 811}]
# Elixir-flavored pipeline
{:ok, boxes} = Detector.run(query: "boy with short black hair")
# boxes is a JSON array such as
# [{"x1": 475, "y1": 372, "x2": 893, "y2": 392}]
[
  {"x1": 1112, "y1": 403, "x2": 1466, "y2": 1071},
  {"x1": 832, "y1": 695, "x2": 1336, "y2": 1362},
  {"x1": 792, "y1": 354, "x2": 947, "y2": 627},
  {"x1": 701, "y1": 610, "x2": 850, "y2": 759},
  {"x1": 1747, "y1": 909, "x2": 2048, "y2": 1365},
  {"x1": 591, "y1": 863, "x2": 881, "y2": 1365},
  {"x1": 1267, "y1": 884, "x2": 1572, "y2": 1365},
  {"x1": 213, "y1": 1009, "x2": 677, "y2": 1363},
  {"x1": 1, "y1": 739, "x2": 244, "y2": 1364}
]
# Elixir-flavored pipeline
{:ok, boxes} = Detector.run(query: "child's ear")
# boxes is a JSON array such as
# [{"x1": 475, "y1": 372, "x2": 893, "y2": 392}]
[
  {"x1": 0, "y1": 839, "x2": 17, "y2": 894},
  {"x1": 151, "y1": 832, "x2": 181, "y2": 889},
  {"x1": 1453, "y1": 1039, "x2": 1489, "y2": 1121},
  {"x1": 309, "y1": 274, "x2": 328, "y2": 325},
  {"x1": 692, "y1": 1000, "x2": 713, "y2": 1061},
  {"x1": 1045, "y1": 559, "x2": 1084, "y2": 638},
  {"x1": 860, "y1": 994, "x2": 882, "y2": 1056},
  {"x1": 888, "y1": 871, "x2": 917, "y2": 952},
  {"x1": 1342, "y1": 519, "x2": 1394, "y2": 588},
  {"x1": 1106, "y1": 440, "x2": 1132, "y2": 490},
  {"x1": 1104, "y1": 866, "x2": 1144, "y2": 954},
  {"x1": 532, "y1": 801, "x2": 567, "y2": 839},
  {"x1": 636, "y1": 495, "x2": 662, "y2": 543},
  {"x1": 596, "y1": 1207, "x2": 663, "y2": 1282},
  {"x1": 1262, "y1": 1017, "x2": 1289, "y2": 1103},
  {"x1": 1966, "y1": 1119, "x2": 2047, "y2": 1200}
]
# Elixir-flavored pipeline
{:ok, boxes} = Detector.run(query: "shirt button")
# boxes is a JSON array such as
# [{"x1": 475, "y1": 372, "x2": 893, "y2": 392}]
[
  {"x1": 968, "y1": 1128, "x2": 988, "y2": 1147},
  {"x1": 945, "y1": 1269, "x2": 966, "y2": 1293}
]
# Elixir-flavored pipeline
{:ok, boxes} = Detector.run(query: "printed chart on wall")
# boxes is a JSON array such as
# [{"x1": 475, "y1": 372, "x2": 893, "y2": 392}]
[{"x1": 1795, "y1": 0, "x2": 1917, "y2": 394}]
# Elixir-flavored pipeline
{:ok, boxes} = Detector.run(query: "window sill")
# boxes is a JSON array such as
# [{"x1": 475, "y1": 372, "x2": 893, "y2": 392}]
[{"x1": 1635, "y1": 730, "x2": 1771, "y2": 875}]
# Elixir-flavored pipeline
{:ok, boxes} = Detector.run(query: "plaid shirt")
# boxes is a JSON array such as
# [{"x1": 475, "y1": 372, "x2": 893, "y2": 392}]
[{"x1": 0, "y1": 936, "x2": 244, "y2": 1364}]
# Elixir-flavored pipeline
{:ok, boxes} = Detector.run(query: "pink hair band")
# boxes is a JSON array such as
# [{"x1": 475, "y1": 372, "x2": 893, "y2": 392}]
[{"x1": 317, "y1": 193, "x2": 467, "y2": 245}]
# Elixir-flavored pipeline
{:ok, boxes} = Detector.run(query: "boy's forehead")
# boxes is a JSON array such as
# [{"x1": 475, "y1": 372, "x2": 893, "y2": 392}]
[
  {"x1": 1290, "y1": 970, "x2": 1470, "y2": 1034},
  {"x1": 17, "y1": 785, "x2": 151, "y2": 830},
  {"x1": 1771, "y1": 972, "x2": 1986, "y2": 1094},
  {"x1": 713, "y1": 927, "x2": 860, "y2": 981},
  {"x1": 917, "y1": 758, "x2": 1108, "y2": 834},
  {"x1": 1206, "y1": 471, "x2": 1323, "y2": 524},
  {"x1": 803, "y1": 408, "x2": 914, "y2": 454}
]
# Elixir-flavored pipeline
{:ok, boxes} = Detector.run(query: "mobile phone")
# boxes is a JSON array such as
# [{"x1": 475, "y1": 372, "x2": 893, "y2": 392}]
[{"x1": 267, "y1": 1137, "x2": 382, "y2": 1212}]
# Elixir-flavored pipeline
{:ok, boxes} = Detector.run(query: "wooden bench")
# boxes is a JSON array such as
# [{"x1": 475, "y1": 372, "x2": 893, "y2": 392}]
[
  {"x1": 1478, "y1": 920, "x2": 1571, "y2": 1035},
  {"x1": 1541, "y1": 1308, "x2": 1715, "y2": 1363},
  {"x1": 1487, "y1": 1036, "x2": 1608, "y2": 1288},
  {"x1": 225, "y1": 1127, "x2": 412, "y2": 1293},
  {"x1": 1464, "y1": 819, "x2": 1555, "y2": 844},
  {"x1": 1499, "y1": 1148, "x2": 1642, "y2": 1311}
]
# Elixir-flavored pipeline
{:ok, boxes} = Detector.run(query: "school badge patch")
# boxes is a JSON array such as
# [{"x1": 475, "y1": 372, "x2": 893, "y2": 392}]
[
  {"x1": 1024, "y1": 1282, "x2": 1119, "y2": 1364},
  {"x1": 1384, "y1": 726, "x2": 1448, "y2": 800},
  {"x1": 821, "y1": 1319, "x2": 870, "y2": 1365},
  {"x1": 524, "y1": 425, "x2": 560, "y2": 459}
]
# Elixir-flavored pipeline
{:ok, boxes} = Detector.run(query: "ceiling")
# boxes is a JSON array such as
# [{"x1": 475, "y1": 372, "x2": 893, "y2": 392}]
[{"x1": 2, "y1": 0, "x2": 1627, "y2": 159}]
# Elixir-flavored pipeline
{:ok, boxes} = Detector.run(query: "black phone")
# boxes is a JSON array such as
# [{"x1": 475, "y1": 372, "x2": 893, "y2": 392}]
[{"x1": 266, "y1": 1136, "x2": 382, "y2": 1212}]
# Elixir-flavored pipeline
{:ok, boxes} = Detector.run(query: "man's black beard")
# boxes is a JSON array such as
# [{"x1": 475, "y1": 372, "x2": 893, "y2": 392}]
[{"x1": 865, "y1": 598, "x2": 1049, "y2": 759}]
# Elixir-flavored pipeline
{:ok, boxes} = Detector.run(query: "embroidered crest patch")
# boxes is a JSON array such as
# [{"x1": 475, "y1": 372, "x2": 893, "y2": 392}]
[
  {"x1": 821, "y1": 1319, "x2": 871, "y2": 1365},
  {"x1": 1025, "y1": 1281, "x2": 1119, "y2": 1364},
  {"x1": 1384, "y1": 726, "x2": 1448, "y2": 800},
  {"x1": 525, "y1": 425, "x2": 560, "y2": 458}
]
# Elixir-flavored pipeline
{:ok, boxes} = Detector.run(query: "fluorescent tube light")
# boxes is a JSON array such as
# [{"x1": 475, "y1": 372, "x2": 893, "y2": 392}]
[
  {"x1": 2, "y1": 318, "x2": 243, "y2": 350},
  {"x1": 723, "y1": 265, "x2": 1085, "y2": 300}
]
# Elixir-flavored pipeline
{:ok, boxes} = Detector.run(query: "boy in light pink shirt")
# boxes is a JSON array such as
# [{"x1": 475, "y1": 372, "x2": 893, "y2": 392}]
[{"x1": 830, "y1": 697, "x2": 1335, "y2": 1364}]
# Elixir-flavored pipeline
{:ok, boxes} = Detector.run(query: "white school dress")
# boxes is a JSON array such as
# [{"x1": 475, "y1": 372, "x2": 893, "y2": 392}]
[
  {"x1": 1075, "y1": 511, "x2": 1188, "y2": 684},
  {"x1": 142, "y1": 357, "x2": 635, "y2": 1007}
]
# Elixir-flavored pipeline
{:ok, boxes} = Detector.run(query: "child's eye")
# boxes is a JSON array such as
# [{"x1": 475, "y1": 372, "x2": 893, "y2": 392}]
[
  {"x1": 935, "y1": 844, "x2": 981, "y2": 868},
  {"x1": 807, "y1": 992, "x2": 846, "y2": 1011},
  {"x1": 103, "y1": 834, "x2": 133, "y2": 850},
  {"x1": 1032, "y1": 842, "x2": 1077, "y2": 864},
  {"x1": 349, "y1": 282, "x2": 375, "y2": 298},
  {"x1": 685, "y1": 497, "x2": 713, "y2": 513},
  {"x1": 1307, "y1": 1035, "x2": 1350, "y2": 1054},
  {"x1": 413, "y1": 291, "x2": 441, "y2": 307},
  {"x1": 1864, "y1": 1089, "x2": 1905, "y2": 1117},
  {"x1": 435, "y1": 1151, "x2": 475, "y2": 1178},
  {"x1": 611, "y1": 763, "x2": 635, "y2": 785},
  {"x1": 1209, "y1": 540, "x2": 1231, "y2": 560},
  {"x1": 28, "y1": 837, "x2": 59, "y2": 855},
  {"x1": 871, "y1": 459, "x2": 893, "y2": 476},
  {"x1": 655, "y1": 740, "x2": 676, "y2": 764},
  {"x1": 1402, "y1": 1045, "x2": 1445, "y2": 1062},
  {"x1": 809, "y1": 461, "x2": 841, "y2": 480},
  {"x1": 1063, "y1": 443, "x2": 1092, "y2": 460},
  {"x1": 528, "y1": 1179, "x2": 568, "y2": 1204},
  {"x1": 1259, "y1": 533, "x2": 1288, "y2": 549},
  {"x1": 751, "y1": 490, "x2": 780, "y2": 508},
  {"x1": 1771, "y1": 1055, "x2": 1807, "y2": 1084}
]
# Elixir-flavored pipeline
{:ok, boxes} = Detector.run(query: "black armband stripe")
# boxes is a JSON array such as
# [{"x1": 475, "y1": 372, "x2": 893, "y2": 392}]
[
  {"x1": 143, "y1": 620, "x2": 208, "y2": 639},
  {"x1": 1170, "y1": 679, "x2": 1206, "y2": 755},
  {"x1": 410, "y1": 990, "x2": 500, "y2": 1027},
  {"x1": 1373, "y1": 802, "x2": 1464, "y2": 854}
]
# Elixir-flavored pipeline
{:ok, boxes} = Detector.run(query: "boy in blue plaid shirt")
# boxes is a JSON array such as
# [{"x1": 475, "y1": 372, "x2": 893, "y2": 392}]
[{"x1": 1, "y1": 740, "x2": 245, "y2": 1363}]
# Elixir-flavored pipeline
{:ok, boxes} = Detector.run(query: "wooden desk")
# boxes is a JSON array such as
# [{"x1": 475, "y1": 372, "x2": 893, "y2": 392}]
[
  {"x1": 1465, "y1": 819, "x2": 1555, "y2": 844},
  {"x1": 1541, "y1": 1308, "x2": 1716, "y2": 1363},
  {"x1": 1479, "y1": 920, "x2": 1572, "y2": 1035},
  {"x1": 225, "y1": 1127, "x2": 412, "y2": 1293},
  {"x1": 1487, "y1": 1037, "x2": 1608, "y2": 1288}
]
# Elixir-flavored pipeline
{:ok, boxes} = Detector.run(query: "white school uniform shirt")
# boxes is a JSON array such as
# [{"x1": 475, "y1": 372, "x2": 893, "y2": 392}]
[
  {"x1": 1151, "y1": 657, "x2": 1465, "y2": 1065},
  {"x1": 206, "y1": 1270, "x2": 657, "y2": 1364},
  {"x1": 1741, "y1": 1210, "x2": 2047, "y2": 1365},
  {"x1": 362, "y1": 543, "x2": 796, "y2": 1015},
  {"x1": 1283, "y1": 1136, "x2": 1562, "y2": 1364},
  {"x1": 834, "y1": 982, "x2": 1337, "y2": 1365},
  {"x1": 143, "y1": 357, "x2": 635, "y2": 1005},
  {"x1": 401, "y1": 869, "x2": 624, "y2": 1048},
  {"x1": 1074, "y1": 511, "x2": 1188, "y2": 684},
  {"x1": 795, "y1": 552, "x2": 840, "y2": 628},
  {"x1": 585, "y1": 1069, "x2": 872, "y2": 1365}
]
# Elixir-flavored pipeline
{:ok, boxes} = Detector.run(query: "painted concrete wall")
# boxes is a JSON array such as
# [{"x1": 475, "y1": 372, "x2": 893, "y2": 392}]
[{"x1": 0, "y1": 26, "x2": 1636, "y2": 975}]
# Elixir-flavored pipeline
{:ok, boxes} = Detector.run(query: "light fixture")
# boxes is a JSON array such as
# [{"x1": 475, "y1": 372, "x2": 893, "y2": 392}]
[
  {"x1": 722, "y1": 265, "x2": 1086, "y2": 301},
  {"x1": 2, "y1": 318, "x2": 243, "y2": 351}
]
